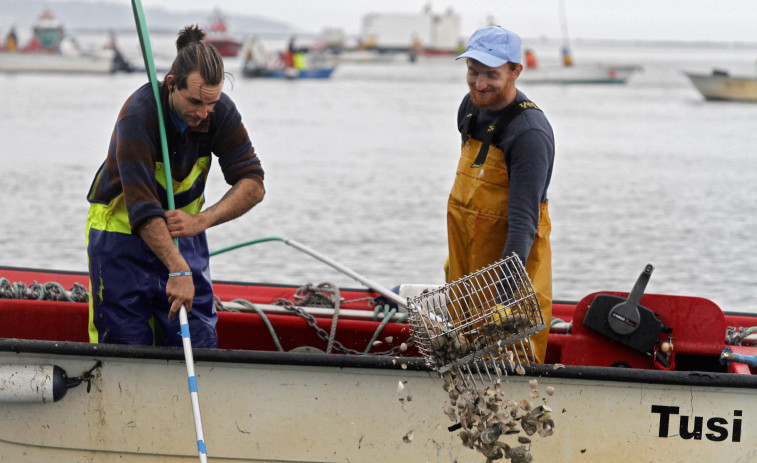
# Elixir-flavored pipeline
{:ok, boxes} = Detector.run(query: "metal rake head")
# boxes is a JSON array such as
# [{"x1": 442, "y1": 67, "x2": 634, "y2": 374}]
[{"x1": 407, "y1": 254, "x2": 545, "y2": 389}]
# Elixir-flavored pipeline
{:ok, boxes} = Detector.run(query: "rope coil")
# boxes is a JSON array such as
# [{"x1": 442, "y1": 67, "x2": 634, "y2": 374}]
[
  {"x1": 216, "y1": 281, "x2": 412, "y2": 356},
  {"x1": 0, "y1": 278, "x2": 88, "y2": 302}
]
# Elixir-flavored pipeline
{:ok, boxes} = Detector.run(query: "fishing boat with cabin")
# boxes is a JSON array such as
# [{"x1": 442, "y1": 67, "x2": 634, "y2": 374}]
[{"x1": 0, "y1": 9, "x2": 133, "y2": 74}]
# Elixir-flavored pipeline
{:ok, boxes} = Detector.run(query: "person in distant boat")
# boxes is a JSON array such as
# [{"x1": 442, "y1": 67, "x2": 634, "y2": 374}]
[
  {"x1": 561, "y1": 46, "x2": 573, "y2": 67},
  {"x1": 447, "y1": 26, "x2": 554, "y2": 363},
  {"x1": 4, "y1": 26, "x2": 17, "y2": 52},
  {"x1": 85, "y1": 25, "x2": 265, "y2": 348},
  {"x1": 524, "y1": 48, "x2": 537, "y2": 69},
  {"x1": 103, "y1": 31, "x2": 133, "y2": 73}
]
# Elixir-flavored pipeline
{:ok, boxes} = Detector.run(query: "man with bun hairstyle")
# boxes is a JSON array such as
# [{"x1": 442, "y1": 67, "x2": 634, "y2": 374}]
[
  {"x1": 86, "y1": 25, "x2": 265, "y2": 348},
  {"x1": 446, "y1": 26, "x2": 554, "y2": 362}
]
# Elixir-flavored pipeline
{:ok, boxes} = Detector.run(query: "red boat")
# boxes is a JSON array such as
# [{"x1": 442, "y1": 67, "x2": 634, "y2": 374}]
[
  {"x1": 205, "y1": 9, "x2": 241, "y2": 58},
  {"x1": 4, "y1": 261, "x2": 756, "y2": 373},
  {"x1": 2, "y1": 244, "x2": 757, "y2": 461}
]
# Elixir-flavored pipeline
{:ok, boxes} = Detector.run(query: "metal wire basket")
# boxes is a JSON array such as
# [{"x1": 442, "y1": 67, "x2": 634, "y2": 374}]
[{"x1": 407, "y1": 254, "x2": 545, "y2": 389}]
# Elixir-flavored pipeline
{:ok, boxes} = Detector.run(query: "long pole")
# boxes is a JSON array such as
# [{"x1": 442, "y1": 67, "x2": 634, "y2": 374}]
[
  {"x1": 210, "y1": 236, "x2": 408, "y2": 309},
  {"x1": 558, "y1": 0, "x2": 570, "y2": 49},
  {"x1": 130, "y1": 2, "x2": 207, "y2": 461}
]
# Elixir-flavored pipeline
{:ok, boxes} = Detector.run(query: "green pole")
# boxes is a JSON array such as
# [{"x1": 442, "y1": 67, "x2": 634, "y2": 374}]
[
  {"x1": 130, "y1": 2, "x2": 207, "y2": 461},
  {"x1": 130, "y1": 0, "x2": 177, "y2": 238}
]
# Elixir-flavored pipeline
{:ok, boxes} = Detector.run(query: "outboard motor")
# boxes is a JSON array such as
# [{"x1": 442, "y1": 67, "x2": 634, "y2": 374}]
[{"x1": 583, "y1": 264, "x2": 673, "y2": 367}]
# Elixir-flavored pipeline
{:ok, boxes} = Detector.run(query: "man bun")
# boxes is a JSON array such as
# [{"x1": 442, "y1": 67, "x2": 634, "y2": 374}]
[
  {"x1": 176, "y1": 25, "x2": 206, "y2": 52},
  {"x1": 165, "y1": 24, "x2": 224, "y2": 89}
]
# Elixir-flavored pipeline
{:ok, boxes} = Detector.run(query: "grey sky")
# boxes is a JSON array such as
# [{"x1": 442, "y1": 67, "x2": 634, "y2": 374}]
[{"x1": 46, "y1": 0, "x2": 757, "y2": 43}]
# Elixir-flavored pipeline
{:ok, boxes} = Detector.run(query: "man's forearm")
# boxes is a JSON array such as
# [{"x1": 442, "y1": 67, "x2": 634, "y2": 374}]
[
  {"x1": 138, "y1": 217, "x2": 190, "y2": 273},
  {"x1": 198, "y1": 177, "x2": 265, "y2": 229}
]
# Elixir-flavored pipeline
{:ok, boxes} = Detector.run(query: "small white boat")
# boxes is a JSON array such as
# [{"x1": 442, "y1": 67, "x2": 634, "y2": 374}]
[
  {"x1": 515, "y1": 0, "x2": 638, "y2": 86},
  {"x1": 685, "y1": 70, "x2": 757, "y2": 102},
  {"x1": 328, "y1": 49, "x2": 410, "y2": 64},
  {"x1": 0, "y1": 9, "x2": 132, "y2": 74},
  {"x1": 0, "y1": 48, "x2": 127, "y2": 74},
  {"x1": 519, "y1": 63, "x2": 639, "y2": 85}
]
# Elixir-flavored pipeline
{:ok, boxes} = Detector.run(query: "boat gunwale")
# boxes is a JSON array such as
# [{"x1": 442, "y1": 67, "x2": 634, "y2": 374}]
[
  {"x1": 0, "y1": 264, "x2": 371, "y2": 293},
  {"x1": 5, "y1": 265, "x2": 757, "y2": 320},
  {"x1": 2, "y1": 338, "x2": 757, "y2": 389}
]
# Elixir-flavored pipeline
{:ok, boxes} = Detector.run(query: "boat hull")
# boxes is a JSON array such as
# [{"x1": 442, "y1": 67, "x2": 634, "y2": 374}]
[
  {"x1": 242, "y1": 66, "x2": 336, "y2": 79},
  {"x1": 1, "y1": 340, "x2": 757, "y2": 462},
  {"x1": 686, "y1": 72, "x2": 757, "y2": 102},
  {"x1": 2, "y1": 265, "x2": 757, "y2": 461},
  {"x1": 207, "y1": 38, "x2": 242, "y2": 57},
  {"x1": 519, "y1": 63, "x2": 639, "y2": 84},
  {"x1": 0, "y1": 51, "x2": 117, "y2": 74}
]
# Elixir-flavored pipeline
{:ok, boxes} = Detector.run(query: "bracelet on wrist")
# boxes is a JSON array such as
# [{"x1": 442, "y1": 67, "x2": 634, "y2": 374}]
[{"x1": 168, "y1": 271, "x2": 192, "y2": 278}]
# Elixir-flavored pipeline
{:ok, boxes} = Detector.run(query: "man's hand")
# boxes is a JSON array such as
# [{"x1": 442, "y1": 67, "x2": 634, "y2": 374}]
[
  {"x1": 166, "y1": 274, "x2": 194, "y2": 321},
  {"x1": 166, "y1": 210, "x2": 207, "y2": 238},
  {"x1": 138, "y1": 217, "x2": 195, "y2": 321}
]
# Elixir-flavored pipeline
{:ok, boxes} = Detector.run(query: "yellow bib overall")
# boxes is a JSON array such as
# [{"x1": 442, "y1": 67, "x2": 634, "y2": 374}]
[{"x1": 446, "y1": 138, "x2": 552, "y2": 363}]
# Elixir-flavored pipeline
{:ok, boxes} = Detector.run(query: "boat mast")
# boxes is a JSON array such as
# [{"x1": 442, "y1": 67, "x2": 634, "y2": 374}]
[{"x1": 558, "y1": 0, "x2": 573, "y2": 66}]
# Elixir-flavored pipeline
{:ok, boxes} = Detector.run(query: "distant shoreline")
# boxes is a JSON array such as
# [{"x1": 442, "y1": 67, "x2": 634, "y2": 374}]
[{"x1": 67, "y1": 29, "x2": 757, "y2": 51}]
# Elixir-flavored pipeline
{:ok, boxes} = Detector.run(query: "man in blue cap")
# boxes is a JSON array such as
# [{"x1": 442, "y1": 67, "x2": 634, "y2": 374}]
[{"x1": 446, "y1": 26, "x2": 555, "y2": 363}]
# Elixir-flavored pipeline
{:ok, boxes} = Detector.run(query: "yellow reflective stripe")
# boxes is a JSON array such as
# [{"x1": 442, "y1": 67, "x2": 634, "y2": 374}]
[
  {"x1": 87, "y1": 166, "x2": 105, "y2": 201},
  {"x1": 88, "y1": 279, "x2": 99, "y2": 343},
  {"x1": 87, "y1": 157, "x2": 210, "y2": 235},
  {"x1": 86, "y1": 195, "x2": 131, "y2": 234},
  {"x1": 155, "y1": 158, "x2": 209, "y2": 214},
  {"x1": 180, "y1": 194, "x2": 205, "y2": 215},
  {"x1": 155, "y1": 158, "x2": 209, "y2": 193}
]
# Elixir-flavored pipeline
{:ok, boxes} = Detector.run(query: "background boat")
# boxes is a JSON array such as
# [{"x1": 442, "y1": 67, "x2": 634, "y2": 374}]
[
  {"x1": 242, "y1": 63, "x2": 336, "y2": 79},
  {"x1": 514, "y1": 0, "x2": 639, "y2": 85},
  {"x1": 204, "y1": 8, "x2": 242, "y2": 58},
  {"x1": 0, "y1": 9, "x2": 133, "y2": 74},
  {"x1": 519, "y1": 62, "x2": 639, "y2": 84},
  {"x1": 0, "y1": 41, "x2": 131, "y2": 74},
  {"x1": 240, "y1": 37, "x2": 336, "y2": 79},
  {"x1": 685, "y1": 70, "x2": 757, "y2": 102}
]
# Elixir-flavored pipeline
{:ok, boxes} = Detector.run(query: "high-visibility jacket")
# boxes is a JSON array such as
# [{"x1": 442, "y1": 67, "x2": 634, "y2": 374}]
[
  {"x1": 85, "y1": 83, "x2": 263, "y2": 348},
  {"x1": 86, "y1": 156, "x2": 217, "y2": 347}
]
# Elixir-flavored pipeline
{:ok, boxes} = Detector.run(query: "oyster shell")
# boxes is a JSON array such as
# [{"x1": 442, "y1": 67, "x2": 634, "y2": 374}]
[
  {"x1": 509, "y1": 445, "x2": 533, "y2": 463},
  {"x1": 437, "y1": 371, "x2": 555, "y2": 462},
  {"x1": 480, "y1": 423, "x2": 503, "y2": 444}
]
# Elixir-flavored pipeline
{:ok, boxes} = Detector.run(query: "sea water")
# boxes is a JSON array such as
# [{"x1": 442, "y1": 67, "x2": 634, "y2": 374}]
[{"x1": 1, "y1": 37, "x2": 757, "y2": 312}]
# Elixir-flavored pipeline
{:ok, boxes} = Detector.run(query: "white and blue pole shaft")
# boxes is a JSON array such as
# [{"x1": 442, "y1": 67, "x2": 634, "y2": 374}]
[
  {"x1": 180, "y1": 308, "x2": 208, "y2": 461},
  {"x1": 130, "y1": 1, "x2": 207, "y2": 461}
]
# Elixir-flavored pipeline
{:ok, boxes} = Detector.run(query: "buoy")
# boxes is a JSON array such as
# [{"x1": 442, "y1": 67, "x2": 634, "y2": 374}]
[{"x1": 0, "y1": 365, "x2": 68, "y2": 403}]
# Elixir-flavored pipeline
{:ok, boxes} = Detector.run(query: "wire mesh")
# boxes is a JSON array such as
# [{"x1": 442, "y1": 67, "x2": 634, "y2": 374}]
[{"x1": 407, "y1": 254, "x2": 545, "y2": 388}]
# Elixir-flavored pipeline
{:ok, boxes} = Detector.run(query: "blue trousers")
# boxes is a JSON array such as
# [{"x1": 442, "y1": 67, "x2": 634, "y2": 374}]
[{"x1": 88, "y1": 228, "x2": 218, "y2": 348}]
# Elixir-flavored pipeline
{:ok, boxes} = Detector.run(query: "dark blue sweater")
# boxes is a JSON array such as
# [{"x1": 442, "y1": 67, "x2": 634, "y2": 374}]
[{"x1": 87, "y1": 83, "x2": 264, "y2": 232}]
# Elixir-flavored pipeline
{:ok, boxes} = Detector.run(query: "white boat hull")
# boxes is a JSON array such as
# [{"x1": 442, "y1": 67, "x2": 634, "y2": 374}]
[
  {"x1": 0, "y1": 52, "x2": 116, "y2": 74},
  {"x1": 519, "y1": 63, "x2": 639, "y2": 84},
  {"x1": 1, "y1": 340, "x2": 756, "y2": 462},
  {"x1": 686, "y1": 72, "x2": 757, "y2": 102}
]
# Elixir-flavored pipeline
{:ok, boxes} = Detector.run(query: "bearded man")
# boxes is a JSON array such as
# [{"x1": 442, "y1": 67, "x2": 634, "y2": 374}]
[{"x1": 446, "y1": 26, "x2": 555, "y2": 363}]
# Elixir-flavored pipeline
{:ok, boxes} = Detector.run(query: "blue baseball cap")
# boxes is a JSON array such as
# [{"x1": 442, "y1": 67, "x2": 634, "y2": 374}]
[{"x1": 455, "y1": 26, "x2": 522, "y2": 67}]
